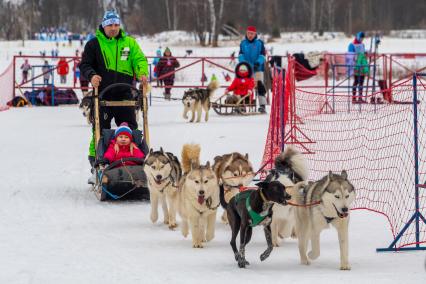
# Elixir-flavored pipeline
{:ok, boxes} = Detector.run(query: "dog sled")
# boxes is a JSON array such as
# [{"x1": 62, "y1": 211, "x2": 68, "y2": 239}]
[
  {"x1": 211, "y1": 93, "x2": 261, "y2": 116},
  {"x1": 92, "y1": 83, "x2": 151, "y2": 201}
]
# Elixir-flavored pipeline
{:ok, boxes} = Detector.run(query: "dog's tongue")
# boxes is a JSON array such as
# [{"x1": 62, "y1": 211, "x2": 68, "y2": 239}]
[
  {"x1": 342, "y1": 212, "x2": 349, "y2": 218},
  {"x1": 198, "y1": 195, "x2": 205, "y2": 205}
]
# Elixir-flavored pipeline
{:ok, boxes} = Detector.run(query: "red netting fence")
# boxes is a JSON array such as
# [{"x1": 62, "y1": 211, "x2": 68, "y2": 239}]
[{"x1": 262, "y1": 57, "x2": 426, "y2": 251}]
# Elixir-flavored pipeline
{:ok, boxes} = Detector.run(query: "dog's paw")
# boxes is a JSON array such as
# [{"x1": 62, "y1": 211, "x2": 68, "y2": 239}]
[
  {"x1": 192, "y1": 243, "x2": 203, "y2": 248},
  {"x1": 308, "y1": 250, "x2": 320, "y2": 260},
  {"x1": 168, "y1": 223, "x2": 177, "y2": 230},
  {"x1": 272, "y1": 241, "x2": 280, "y2": 247},
  {"x1": 237, "y1": 258, "x2": 249, "y2": 268},
  {"x1": 291, "y1": 229, "x2": 297, "y2": 239},
  {"x1": 300, "y1": 258, "x2": 311, "y2": 265},
  {"x1": 150, "y1": 213, "x2": 158, "y2": 223},
  {"x1": 260, "y1": 249, "x2": 272, "y2": 261},
  {"x1": 340, "y1": 264, "x2": 351, "y2": 270},
  {"x1": 163, "y1": 219, "x2": 169, "y2": 225}
]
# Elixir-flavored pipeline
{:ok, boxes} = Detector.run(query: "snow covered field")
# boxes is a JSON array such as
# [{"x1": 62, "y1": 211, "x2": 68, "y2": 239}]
[{"x1": 1, "y1": 34, "x2": 426, "y2": 283}]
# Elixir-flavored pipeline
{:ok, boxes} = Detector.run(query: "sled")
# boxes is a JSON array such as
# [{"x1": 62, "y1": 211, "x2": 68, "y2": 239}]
[
  {"x1": 211, "y1": 93, "x2": 262, "y2": 116},
  {"x1": 92, "y1": 83, "x2": 150, "y2": 201}
]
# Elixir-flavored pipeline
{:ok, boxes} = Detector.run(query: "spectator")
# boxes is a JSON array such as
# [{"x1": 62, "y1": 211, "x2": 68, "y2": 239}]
[
  {"x1": 155, "y1": 47, "x2": 180, "y2": 100},
  {"x1": 20, "y1": 59, "x2": 31, "y2": 84},
  {"x1": 41, "y1": 60, "x2": 51, "y2": 86},
  {"x1": 57, "y1": 57, "x2": 69, "y2": 84},
  {"x1": 152, "y1": 48, "x2": 162, "y2": 86},
  {"x1": 347, "y1": 31, "x2": 369, "y2": 103},
  {"x1": 238, "y1": 26, "x2": 267, "y2": 113}
]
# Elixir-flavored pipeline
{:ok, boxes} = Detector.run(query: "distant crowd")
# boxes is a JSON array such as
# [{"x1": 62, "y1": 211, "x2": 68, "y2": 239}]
[{"x1": 33, "y1": 26, "x2": 93, "y2": 43}]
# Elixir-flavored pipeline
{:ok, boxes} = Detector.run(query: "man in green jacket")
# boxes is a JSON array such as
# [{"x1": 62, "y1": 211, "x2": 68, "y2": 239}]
[{"x1": 80, "y1": 10, "x2": 148, "y2": 184}]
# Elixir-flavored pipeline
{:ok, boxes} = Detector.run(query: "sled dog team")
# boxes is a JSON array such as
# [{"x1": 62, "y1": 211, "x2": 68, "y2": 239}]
[{"x1": 144, "y1": 145, "x2": 356, "y2": 270}]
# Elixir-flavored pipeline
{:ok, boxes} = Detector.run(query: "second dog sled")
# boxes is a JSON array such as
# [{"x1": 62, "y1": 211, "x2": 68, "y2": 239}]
[{"x1": 211, "y1": 93, "x2": 262, "y2": 116}]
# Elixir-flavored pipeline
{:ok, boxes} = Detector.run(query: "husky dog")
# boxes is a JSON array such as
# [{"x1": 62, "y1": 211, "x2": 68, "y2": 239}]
[
  {"x1": 294, "y1": 170, "x2": 355, "y2": 270},
  {"x1": 182, "y1": 80, "x2": 219, "y2": 123},
  {"x1": 79, "y1": 95, "x2": 93, "y2": 125},
  {"x1": 267, "y1": 146, "x2": 309, "y2": 247},
  {"x1": 225, "y1": 180, "x2": 293, "y2": 268},
  {"x1": 144, "y1": 148, "x2": 182, "y2": 229},
  {"x1": 213, "y1": 152, "x2": 255, "y2": 223},
  {"x1": 178, "y1": 144, "x2": 220, "y2": 248}
]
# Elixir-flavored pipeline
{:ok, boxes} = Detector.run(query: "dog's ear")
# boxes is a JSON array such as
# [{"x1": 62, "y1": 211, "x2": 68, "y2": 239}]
[
  {"x1": 328, "y1": 171, "x2": 333, "y2": 180},
  {"x1": 149, "y1": 148, "x2": 153, "y2": 154},
  {"x1": 206, "y1": 161, "x2": 211, "y2": 169},
  {"x1": 341, "y1": 170, "x2": 348, "y2": 180},
  {"x1": 255, "y1": 181, "x2": 268, "y2": 189},
  {"x1": 245, "y1": 153, "x2": 249, "y2": 160},
  {"x1": 160, "y1": 147, "x2": 164, "y2": 154}
]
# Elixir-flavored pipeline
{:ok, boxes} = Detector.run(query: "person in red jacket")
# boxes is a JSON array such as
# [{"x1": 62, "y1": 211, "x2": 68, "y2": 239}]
[
  {"x1": 224, "y1": 62, "x2": 255, "y2": 104},
  {"x1": 103, "y1": 123, "x2": 145, "y2": 167},
  {"x1": 57, "y1": 57, "x2": 69, "y2": 84},
  {"x1": 154, "y1": 47, "x2": 180, "y2": 100}
]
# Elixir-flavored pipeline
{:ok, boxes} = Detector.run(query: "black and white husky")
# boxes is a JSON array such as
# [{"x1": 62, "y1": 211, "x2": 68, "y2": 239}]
[
  {"x1": 265, "y1": 146, "x2": 308, "y2": 247},
  {"x1": 182, "y1": 80, "x2": 219, "y2": 123}
]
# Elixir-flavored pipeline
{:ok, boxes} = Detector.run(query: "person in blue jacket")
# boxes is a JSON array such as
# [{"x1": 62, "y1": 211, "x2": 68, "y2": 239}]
[
  {"x1": 347, "y1": 31, "x2": 369, "y2": 103},
  {"x1": 153, "y1": 48, "x2": 162, "y2": 86},
  {"x1": 238, "y1": 26, "x2": 267, "y2": 113}
]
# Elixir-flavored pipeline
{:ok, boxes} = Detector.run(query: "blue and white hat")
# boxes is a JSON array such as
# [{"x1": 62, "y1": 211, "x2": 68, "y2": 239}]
[
  {"x1": 115, "y1": 122, "x2": 132, "y2": 140},
  {"x1": 102, "y1": 10, "x2": 121, "y2": 28}
]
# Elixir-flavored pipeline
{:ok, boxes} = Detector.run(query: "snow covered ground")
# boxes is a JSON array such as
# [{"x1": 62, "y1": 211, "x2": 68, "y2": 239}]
[{"x1": 1, "y1": 33, "x2": 426, "y2": 283}]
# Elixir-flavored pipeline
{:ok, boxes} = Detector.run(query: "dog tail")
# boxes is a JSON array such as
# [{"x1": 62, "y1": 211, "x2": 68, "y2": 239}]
[
  {"x1": 207, "y1": 80, "x2": 220, "y2": 97},
  {"x1": 181, "y1": 143, "x2": 201, "y2": 174},
  {"x1": 275, "y1": 146, "x2": 308, "y2": 181}
]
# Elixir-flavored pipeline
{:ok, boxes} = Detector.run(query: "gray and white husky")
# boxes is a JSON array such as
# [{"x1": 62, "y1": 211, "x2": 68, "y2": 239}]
[
  {"x1": 294, "y1": 170, "x2": 355, "y2": 270},
  {"x1": 144, "y1": 148, "x2": 182, "y2": 229}
]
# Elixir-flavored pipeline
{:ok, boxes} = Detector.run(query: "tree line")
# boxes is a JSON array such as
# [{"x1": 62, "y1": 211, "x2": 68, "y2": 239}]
[{"x1": 1, "y1": 0, "x2": 425, "y2": 45}]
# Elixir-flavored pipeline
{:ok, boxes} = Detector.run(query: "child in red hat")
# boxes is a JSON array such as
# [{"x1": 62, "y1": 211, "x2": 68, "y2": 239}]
[
  {"x1": 103, "y1": 122, "x2": 145, "y2": 167},
  {"x1": 224, "y1": 62, "x2": 255, "y2": 104}
]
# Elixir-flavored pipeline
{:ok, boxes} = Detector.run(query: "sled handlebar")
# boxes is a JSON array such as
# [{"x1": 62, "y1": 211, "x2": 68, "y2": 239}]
[{"x1": 99, "y1": 83, "x2": 141, "y2": 100}]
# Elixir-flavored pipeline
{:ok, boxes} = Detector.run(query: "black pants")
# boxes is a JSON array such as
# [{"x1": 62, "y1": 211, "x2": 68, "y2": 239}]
[
  {"x1": 352, "y1": 75, "x2": 365, "y2": 99},
  {"x1": 99, "y1": 106, "x2": 138, "y2": 130},
  {"x1": 164, "y1": 78, "x2": 174, "y2": 95}
]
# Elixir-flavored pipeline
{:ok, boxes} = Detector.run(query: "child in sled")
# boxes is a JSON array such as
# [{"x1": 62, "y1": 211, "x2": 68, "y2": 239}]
[
  {"x1": 103, "y1": 123, "x2": 145, "y2": 167},
  {"x1": 224, "y1": 62, "x2": 255, "y2": 105}
]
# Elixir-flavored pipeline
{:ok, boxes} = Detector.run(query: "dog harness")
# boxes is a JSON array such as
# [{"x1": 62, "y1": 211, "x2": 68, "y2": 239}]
[{"x1": 235, "y1": 190, "x2": 269, "y2": 227}]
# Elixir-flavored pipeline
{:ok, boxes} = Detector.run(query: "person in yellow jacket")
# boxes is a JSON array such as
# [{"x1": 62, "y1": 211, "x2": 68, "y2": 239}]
[{"x1": 80, "y1": 10, "x2": 148, "y2": 184}]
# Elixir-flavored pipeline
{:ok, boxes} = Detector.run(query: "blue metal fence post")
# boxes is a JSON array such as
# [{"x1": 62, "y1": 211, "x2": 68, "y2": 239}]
[
  {"x1": 376, "y1": 73, "x2": 426, "y2": 252},
  {"x1": 412, "y1": 74, "x2": 420, "y2": 248}
]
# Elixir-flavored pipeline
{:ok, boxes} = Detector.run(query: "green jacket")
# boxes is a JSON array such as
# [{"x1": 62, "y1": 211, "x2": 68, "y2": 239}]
[{"x1": 80, "y1": 26, "x2": 148, "y2": 99}]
